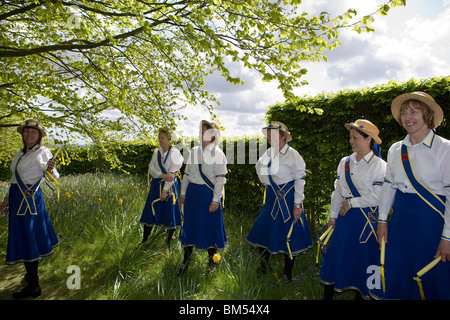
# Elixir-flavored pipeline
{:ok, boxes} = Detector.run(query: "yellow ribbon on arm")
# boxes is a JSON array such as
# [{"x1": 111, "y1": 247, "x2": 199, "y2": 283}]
[{"x1": 413, "y1": 256, "x2": 441, "y2": 300}]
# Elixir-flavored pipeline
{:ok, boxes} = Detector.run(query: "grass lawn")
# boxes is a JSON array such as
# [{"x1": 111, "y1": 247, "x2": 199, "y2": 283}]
[{"x1": 0, "y1": 172, "x2": 353, "y2": 300}]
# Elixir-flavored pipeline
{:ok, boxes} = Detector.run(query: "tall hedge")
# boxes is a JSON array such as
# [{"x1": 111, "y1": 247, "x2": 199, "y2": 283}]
[{"x1": 266, "y1": 76, "x2": 450, "y2": 225}]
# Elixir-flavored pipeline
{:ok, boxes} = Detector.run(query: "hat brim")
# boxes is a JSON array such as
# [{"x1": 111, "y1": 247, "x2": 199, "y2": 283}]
[
  {"x1": 200, "y1": 120, "x2": 221, "y2": 139},
  {"x1": 17, "y1": 124, "x2": 47, "y2": 137},
  {"x1": 262, "y1": 127, "x2": 292, "y2": 142},
  {"x1": 345, "y1": 123, "x2": 382, "y2": 145},
  {"x1": 391, "y1": 93, "x2": 444, "y2": 129}
]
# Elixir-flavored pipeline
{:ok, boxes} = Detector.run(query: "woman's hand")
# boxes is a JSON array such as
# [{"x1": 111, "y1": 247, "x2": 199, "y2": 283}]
[
  {"x1": 161, "y1": 174, "x2": 174, "y2": 182},
  {"x1": 293, "y1": 205, "x2": 302, "y2": 222},
  {"x1": 377, "y1": 222, "x2": 388, "y2": 246},
  {"x1": 435, "y1": 239, "x2": 450, "y2": 262},
  {"x1": 209, "y1": 202, "x2": 219, "y2": 213},
  {"x1": 160, "y1": 191, "x2": 168, "y2": 201},
  {"x1": 339, "y1": 200, "x2": 351, "y2": 216},
  {"x1": 327, "y1": 219, "x2": 336, "y2": 229},
  {"x1": 46, "y1": 158, "x2": 56, "y2": 173},
  {"x1": 179, "y1": 196, "x2": 185, "y2": 209}
]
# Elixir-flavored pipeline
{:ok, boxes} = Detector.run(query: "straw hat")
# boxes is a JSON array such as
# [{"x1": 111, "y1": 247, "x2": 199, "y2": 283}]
[
  {"x1": 17, "y1": 119, "x2": 47, "y2": 137},
  {"x1": 391, "y1": 91, "x2": 444, "y2": 129},
  {"x1": 262, "y1": 121, "x2": 292, "y2": 142},
  {"x1": 200, "y1": 120, "x2": 221, "y2": 141},
  {"x1": 345, "y1": 119, "x2": 382, "y2": 145},
  {"x1": 158, "y1": 127, "x2": 179, "y2": 142}
]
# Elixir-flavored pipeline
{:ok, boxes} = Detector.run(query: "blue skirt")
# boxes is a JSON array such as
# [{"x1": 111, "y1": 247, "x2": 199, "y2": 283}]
[
  {"x1": 370, "y1": 191, "x2": 450, "y2": 300},
  {"x1": 6, "y1": 184, "x2": 59, "y2": 265},
  {"x1": 246, "y1": 181, "x2": 312, "y2": 256},
  {"x1": 180, "y1": 183, "x2": 227, "y2": 250},
  {"x1": 320, "y1": 206, "x2": 380, "y2": 298},
  {"x1": 140, "y1": 178, "x2": 182, "y2": 229}
]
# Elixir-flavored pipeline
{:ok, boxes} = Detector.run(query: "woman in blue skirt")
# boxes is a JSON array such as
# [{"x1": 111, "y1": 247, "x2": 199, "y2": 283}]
[
  {"x1": 0, "y1": 119, "x2": 59, "y2": 299},
  {"x1": 177, "y1": 120, "x2": 227, "y2": 275},
  {"x1": 320, "y1": 119, "x2": 386, "y2": 300},
  {"x1": 139, "y1": 128, "x2": 183, "y2": 248},
  {"x1": 372, "y1": 92, "x2": 450, "y2": 300},
  {"x1": 246, "y1": 121, "x2": 312, "y2": 281}
]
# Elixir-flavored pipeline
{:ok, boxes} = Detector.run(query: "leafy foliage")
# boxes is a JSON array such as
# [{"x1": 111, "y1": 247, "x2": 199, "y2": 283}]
[{"x1": 0, "y1": 0, "x2": 404, "y2": 146}]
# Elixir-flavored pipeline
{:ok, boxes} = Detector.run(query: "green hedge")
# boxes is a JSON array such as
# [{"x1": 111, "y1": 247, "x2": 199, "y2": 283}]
[{"x1": 266, "y1": 76, "x2": 450, "y2": 225}]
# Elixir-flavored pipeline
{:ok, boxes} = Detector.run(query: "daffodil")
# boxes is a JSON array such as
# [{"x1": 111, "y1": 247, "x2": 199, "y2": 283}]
[{"x1": 212, "y1": 253, "x2": 221, "y2": 264}]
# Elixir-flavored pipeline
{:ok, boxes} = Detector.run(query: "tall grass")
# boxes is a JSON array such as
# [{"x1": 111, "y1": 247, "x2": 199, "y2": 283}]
[{"x1": 0, "y1": 172, "x2": 348, "y2": 300}]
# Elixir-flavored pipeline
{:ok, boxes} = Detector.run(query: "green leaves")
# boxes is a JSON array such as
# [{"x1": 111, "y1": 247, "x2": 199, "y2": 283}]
[{"x1": 0, "y1": 0, "x2": 405, "y2": 156}]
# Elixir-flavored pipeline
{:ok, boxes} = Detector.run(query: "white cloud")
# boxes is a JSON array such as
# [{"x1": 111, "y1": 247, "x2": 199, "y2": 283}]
[{"x1": 176, "y1": 0, "x2": 450, "y2": 138}]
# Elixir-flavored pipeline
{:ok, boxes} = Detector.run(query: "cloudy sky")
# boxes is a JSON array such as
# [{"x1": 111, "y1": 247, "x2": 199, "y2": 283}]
[{"x1": 177, "y1": 0, "x2": 450, "y2": 138}]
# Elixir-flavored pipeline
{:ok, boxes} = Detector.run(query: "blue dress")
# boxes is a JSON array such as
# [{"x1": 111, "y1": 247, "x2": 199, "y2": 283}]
[
  {"x1": 180, "y1": 183, "x2": 227, "y2": 250},
  {"x1": 320, "y1": 206, "x2": 380, "y2": 298},
  {"x1": 6, "y1": 184, "x2": 59, "y2": 265},
  {"x1": 140, "y1": 147, "x2": 182, "y2": 229},
  {"x1": 140, "y1": 177, "x2": 182, "y2": 229},
  {"x1": 370, "y1": 192, "x2": 450, "y2": 300},
  {"x1": 246, "y1": 180, "x2": 312, "y2": 256}
]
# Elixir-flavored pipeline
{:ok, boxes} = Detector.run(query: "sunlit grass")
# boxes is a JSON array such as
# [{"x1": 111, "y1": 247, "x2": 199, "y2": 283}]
[{"x1": 0, "y1": 172, "x2": 343, "y2": 300}]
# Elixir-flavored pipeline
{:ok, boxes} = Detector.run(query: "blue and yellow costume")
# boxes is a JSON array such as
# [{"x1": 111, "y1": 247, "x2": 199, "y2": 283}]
[
  {"x1": 177, "y1": 120, "x2": 227, "y2": 274},
  {"x1": 3, "y1": 119, "x2": 59, "y2": 299},
  {"x1": 371, "y1": 92, "x2": 450, "y2": 300},
  {"x1": 140, "y1": 146, "x2": 183, "y2": 230},
  {"x1": 246, "y1": 122, "x2": 312, "y2": 280},
  {"x1": 180, "y1": 145, "x2": 227, "y2": 250},
  {"x1": 320, "y1": 151, "x2": 386, "y2": 299},
  {"x1": 6, "y1": 124, "x2": 59, "y2": 266}
]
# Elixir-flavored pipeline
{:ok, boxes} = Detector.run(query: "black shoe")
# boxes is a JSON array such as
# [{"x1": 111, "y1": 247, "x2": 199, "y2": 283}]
[{"x1": 12, "y1": 285, "x2": 41, "y2": 299}]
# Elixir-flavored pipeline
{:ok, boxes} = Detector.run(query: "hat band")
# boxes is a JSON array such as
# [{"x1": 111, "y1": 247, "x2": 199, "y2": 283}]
[
  {"x1": 267, "y1": 123, "x2": 290, "y2": 135},
  {"x1": 350, "y1": 122, "x2": 364, "y2": 129}
]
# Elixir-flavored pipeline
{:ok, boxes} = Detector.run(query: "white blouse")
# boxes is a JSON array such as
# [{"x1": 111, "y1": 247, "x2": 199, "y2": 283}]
[
  {"x1": 148, "y1": 146, "x2": 184, "y2": 191},
  {"x1": 10, "y1": 145, "x2": 59, "y2": 185},
  {"x1": 329, "y1": 151, "x2": 387, "y2": 220},
  {"x1": 378, "y1": 130, "x2": 450, "y2": 239},
  {"x1": 256, "y1": 144, "x2": 306, "y2": 205},
  {"x1": 180, "y1": 144, "x2": 227, "y2": 203}
]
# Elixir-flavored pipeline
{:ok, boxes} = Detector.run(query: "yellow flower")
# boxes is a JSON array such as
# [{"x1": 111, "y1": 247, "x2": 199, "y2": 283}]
[
  {"x1": 97, "y1": 198, "x2": 102, "y2": 203},
  {"x1": 212, "y1": 253, "x2": 221, "y2": 264},
  {"x1": 134, "y1": 185, "x2": 138, "y2": 190},
  {"x1": 65, "y1": 192, "x2": 71, "y2": 198},
  {"x1": 118, "y1": 198, "x2": 123, "y2": 205}
]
